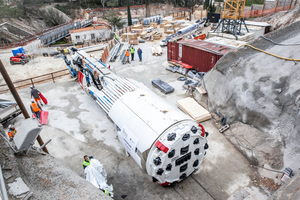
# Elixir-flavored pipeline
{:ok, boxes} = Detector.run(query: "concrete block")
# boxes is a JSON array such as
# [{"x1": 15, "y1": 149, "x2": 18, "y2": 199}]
[{"x1": 8, "y1": 177, "x2": 30, "y2": 198}]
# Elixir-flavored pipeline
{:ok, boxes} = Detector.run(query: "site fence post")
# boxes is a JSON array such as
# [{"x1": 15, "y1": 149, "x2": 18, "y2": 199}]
[{"x1": 51, "y1": 73, "x2": 55, "y2": 83}]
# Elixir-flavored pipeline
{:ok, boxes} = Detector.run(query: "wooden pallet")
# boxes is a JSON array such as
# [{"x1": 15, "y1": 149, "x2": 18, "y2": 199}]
[{"x1": 177, "y1": 97, "x2": 211, "y2": 122}]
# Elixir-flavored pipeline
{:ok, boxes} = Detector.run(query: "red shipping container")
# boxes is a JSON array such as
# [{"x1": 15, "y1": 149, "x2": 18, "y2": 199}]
[{"x1": 167, "y1": 39, "x2": 233, "y2": 72}]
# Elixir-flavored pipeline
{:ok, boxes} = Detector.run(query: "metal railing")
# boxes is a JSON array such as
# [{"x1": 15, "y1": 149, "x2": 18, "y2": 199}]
[{"x1": 0, "y1": 69, "x2": 70, "y2": 94}]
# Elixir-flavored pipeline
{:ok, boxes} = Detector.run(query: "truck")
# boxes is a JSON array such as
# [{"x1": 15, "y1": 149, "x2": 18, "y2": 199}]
[
  {"x1": 0, "y1": 99, "x2": 22, "y2": 125},
  {"x1": 10, "y1": 53, "x2": 29, "y2": 65}
]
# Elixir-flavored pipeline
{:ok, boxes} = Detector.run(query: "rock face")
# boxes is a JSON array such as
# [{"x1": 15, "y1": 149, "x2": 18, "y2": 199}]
[
  {"x1": 204, "y1": 20, "x2": 300, "y2": 170},
  {"x1": 0, "y1": 125, "x2": 111, "y2": 200},
  {"x1": 251, "y1": 6, "x2": 300, "y2": 31}
]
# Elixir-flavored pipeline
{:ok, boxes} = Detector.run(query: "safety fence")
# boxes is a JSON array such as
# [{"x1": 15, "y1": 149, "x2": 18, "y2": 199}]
[
  {"x1": 193, "y1": 5, "x2": 299, "y2": 20},
  {"x1": 0, "y1": 69, "x2": 70, "y2": 94},
  {"x1": 244, "y1": 5, "x2": 298, "y2": 18}
]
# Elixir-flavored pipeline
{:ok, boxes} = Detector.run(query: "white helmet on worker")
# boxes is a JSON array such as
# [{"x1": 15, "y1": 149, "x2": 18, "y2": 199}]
[
  {"x1": 31, "y1": 99, "x2": 35, "y2": 103},
  {"x1": 8, "y1": 125, "x2": 14, "y2": 129},
  {"x1": 30, "y1": 86, "x2": 34, "y2": 89}
]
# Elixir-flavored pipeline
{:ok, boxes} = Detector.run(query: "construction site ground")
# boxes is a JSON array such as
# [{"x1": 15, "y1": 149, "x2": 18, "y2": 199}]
[{"x1": 0, "y1": 40, "x2": 275, "y2": 199}]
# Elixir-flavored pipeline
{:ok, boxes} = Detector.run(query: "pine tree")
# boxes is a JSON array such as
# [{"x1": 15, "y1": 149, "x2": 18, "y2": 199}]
[
  {"x1": 127, "y1": 0, "x2": 132, "y2": 26},
  {"x1": 146, "y1": 0, "x2": 150, "y2": 17},
  {"x1": 204, "y1": 0, "x2": 210, "y2": 10}
]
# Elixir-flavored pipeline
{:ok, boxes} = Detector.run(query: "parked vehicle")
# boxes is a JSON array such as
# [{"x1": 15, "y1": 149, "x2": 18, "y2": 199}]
[
  {"x1": 0, "y1": 99, "x2": 22, "y2": 125},
  {"x1": 10, "y1": 53, "x2": 28, "y2": 65}
]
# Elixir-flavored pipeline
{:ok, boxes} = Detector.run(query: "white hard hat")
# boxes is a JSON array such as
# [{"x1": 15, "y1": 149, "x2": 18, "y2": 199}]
[
  {"x1": 31, "y1": 99, "x2": 35, "y2": 103},
  {"x1": 30, "y1": 86, "x2": 34, "y2": 89},
  {"x1": 8, "y1": 125, "x2": 14, "y2": 129}
]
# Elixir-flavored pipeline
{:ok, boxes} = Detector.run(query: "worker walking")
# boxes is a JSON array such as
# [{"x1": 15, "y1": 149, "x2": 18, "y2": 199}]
[
  {"x1": 7, "y1": 125, "x2": 17, "y2": 141},
  {"x1": 30, "y1": 86, "x2": 43, "y2": 106},
  {"x1": 82, "y1": 155, "x2": 93, "y2": 169},
  {"x1": 137, "y1": 48, "x2": 143, "y2": 62},
  {"x1": 125, "y1": 49, "x2": 130, "y2": 64},
  {"x1": 130, "y1": 46, "x2": 135, "y2": 61},
  {"x1": 30, "y1": 99, "x2": 42, "y2": 120}
]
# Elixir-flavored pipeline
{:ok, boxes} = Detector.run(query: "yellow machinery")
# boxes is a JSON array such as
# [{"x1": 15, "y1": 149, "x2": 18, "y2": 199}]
[
  {"x1": 223, "y1": 0, "x2": 246, "y2": 20},
  {"x1": 213, "y1": 0, "x2": 249, "y2": 39}
]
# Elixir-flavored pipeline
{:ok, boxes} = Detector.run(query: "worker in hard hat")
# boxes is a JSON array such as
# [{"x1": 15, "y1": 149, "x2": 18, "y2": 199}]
[
  {"x1": 30, "y1": 99, "x2": 42, "y2": 120},
  {"x1": 125, "y1": 49, "x2": 130, "y2": 64},
  {"x1": 115, "y1": 33, "x2": 119, "y2": 43},
  {"x1": 30, "y1": 86, "x2": 43, "y2": 106},
  {"x1": 82, "y1": 155, "x2": 94, "y2": 169},
  {"x1": 7, "y1": 125, "x2": 17, "y2": 141},
  {"x1": 130, "y1": 46, "x2": 135, "y2": 61}
]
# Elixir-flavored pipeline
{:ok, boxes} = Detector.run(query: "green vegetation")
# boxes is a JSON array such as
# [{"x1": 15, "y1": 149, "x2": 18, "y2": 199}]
[
  {"x1": 55, "y1": 4, "x2": 78, "y2": 19},
  {"x1": 245, "y1": 0, "x2": 264, "y2": 6},
  {"x1": 127, "y1": 0, "x2": 132, "y2": 26},
  {"x1": 42, "y1": 7, "x2": 65, "y2": 26},
  {"x1": 0, "y1": 3, "x2": 25, "y2": 18},
  {"x1": 102, "y1": 10, "x2": 126, "y2": 31}
]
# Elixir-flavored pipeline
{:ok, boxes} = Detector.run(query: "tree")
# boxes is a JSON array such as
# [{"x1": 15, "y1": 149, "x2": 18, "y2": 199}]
[
  {"x1": 42, "y1": 8, "x2": 66, "y2": 27},
  {"x1": 100, "y1": 0, "x2": 107, "y2": 15},
  {"x1": 102, "y1": 10, "x2": 126, "y2": 32},
  {"x1": 127, "y1": 0, "x2": 132, "y2": 26},
  {"x1": 145, "y1": 0, "x2": 150, "y2": 17},
  {"x1": 204, "y1": 0, "x2": 210, "y2": 10}
]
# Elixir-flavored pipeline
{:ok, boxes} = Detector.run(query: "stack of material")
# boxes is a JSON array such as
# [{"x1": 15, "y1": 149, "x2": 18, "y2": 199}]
[
  {"x1": 152, "y1": 46, "x2": 162, "y2": 56},
  {"x1": 129, "y1": 39, "x2": 139, "y2": 45},
  {"x1": 140, "y1": 32, "x2": 147, "y2": 38},
  {"x1": 122, "y1": 33, "x2": 137, "y2": 42},
  {"x1": 150, "y1": 22, "x2": 158, "y2": 28},
  {"x1": 131, "y1": 29, "x2": 143, "y2": 36},
  {"x1": 164, "y1": 24, "x2": 174, "y2": 32},
  {"x1": 177, "y1": 97, "x2": 211, "y2": 122},
  {"x1": 132, "y1": 24, "x2": 143, "y2": 29},
  {"x1": 165, "y1": 30, "x2": 175, "y2": 34},
  {"x1": 153, "y1": 35, "x2": 161, "y2": 40}
]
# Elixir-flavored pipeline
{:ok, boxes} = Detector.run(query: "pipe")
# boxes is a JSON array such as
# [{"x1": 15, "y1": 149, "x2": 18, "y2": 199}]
[{"x1": 0, "y1": 60, "x2": 48, "y2": 154}]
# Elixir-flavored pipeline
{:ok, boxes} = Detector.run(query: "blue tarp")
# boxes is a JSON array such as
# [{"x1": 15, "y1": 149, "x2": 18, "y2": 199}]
[{"x1": 11, "y1": 47, "x2": 25, "y2": 56}]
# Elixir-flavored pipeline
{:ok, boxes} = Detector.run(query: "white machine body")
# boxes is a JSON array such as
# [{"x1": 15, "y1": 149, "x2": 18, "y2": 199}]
[{"x1": 69, "y1": 49, "x2": 208, "y2": 185}]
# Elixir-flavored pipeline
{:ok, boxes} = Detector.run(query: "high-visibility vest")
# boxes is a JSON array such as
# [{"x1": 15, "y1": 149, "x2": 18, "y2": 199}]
[
  {"x1": 130, "y1": 48, "x2": 135, "y2": 54},
  {"x1": 125, "y1": 51, "x2": 130, "y2": 57},
  {"x1": 31, "y1": 102, "x2": 40, "y2": 112},
  {"x1": 105, "y1": 190, "x2": 109, "y2": 196},
  {"x1": 82, "y1": 158, "x2": 90, "y2": 168},
  {"x1": 115, "y1": 35, "x2": 119, "y2": 39},
  {"x1": 8, "y1": 129, "x2": 17, "y2": 138}
]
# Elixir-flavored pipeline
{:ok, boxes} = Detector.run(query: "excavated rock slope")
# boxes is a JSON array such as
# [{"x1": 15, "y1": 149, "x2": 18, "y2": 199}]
[
  {"x1": 250, "y1": 6, "x2": 300, "y2": 31},
  {"x1": 203, "y1": 20, "x2": 300, "y2": 171},
  {"x1": 0, "y1": 125, "x2": 111, "y2": 200}
]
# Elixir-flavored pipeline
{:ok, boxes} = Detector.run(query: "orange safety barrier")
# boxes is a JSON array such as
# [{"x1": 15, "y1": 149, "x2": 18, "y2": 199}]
[
  {"x1": 101, "y1": 48, "x2": 109, "y2": 64},
  {"x1": 194, "y1": 34, "x2": 206, "y2": 41},
  {"x1": 244, "y1": 5, "x2": 296, "y2": 18}
]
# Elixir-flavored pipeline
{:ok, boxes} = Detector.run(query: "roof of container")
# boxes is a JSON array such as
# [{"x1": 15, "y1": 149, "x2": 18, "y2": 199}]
[{"x1": 176, "y1": 39, "x2": 233, "y2": 55}]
